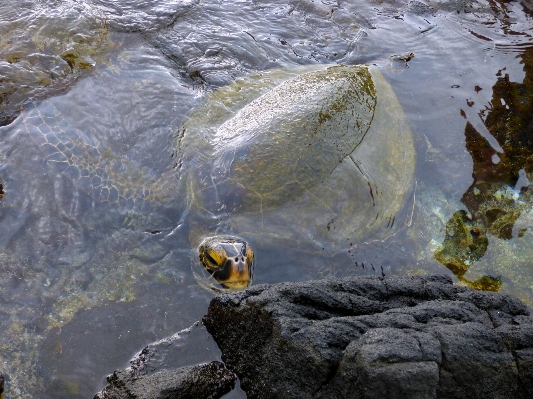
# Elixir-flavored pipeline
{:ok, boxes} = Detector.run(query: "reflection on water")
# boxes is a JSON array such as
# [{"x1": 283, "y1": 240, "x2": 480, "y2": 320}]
[
  {"x1": 435, "y1": 45, "x2": 533, "y2": 290},
  {"x1": 0, "y1": 0, "x2": 533, "y2": 398}
]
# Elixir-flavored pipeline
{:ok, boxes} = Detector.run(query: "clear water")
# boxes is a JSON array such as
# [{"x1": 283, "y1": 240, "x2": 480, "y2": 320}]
[{"x1": 0, "y1": 0, "x2": 533, "y2": 397}]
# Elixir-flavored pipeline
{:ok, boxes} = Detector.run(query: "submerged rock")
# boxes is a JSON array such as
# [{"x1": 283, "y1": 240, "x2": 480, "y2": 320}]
[
  {"x1": 204, "y1": 274, "x2": 533, "y2": 399},
  {"x1": 435, "y1": 46, "x2": 533, "y2": 289},
  {"x1": 0, "y1": 1, "x2": 111, "y2": 126}
]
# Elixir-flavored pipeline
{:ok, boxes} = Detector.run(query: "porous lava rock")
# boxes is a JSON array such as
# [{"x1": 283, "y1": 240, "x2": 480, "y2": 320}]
[
  {"x1": 203, "y1": 274, "x2": 533, "y2": 399},
  {"x1": 93, "y1": 322, "x2": 240, "y2": 399},
  {"x1": 94, "y1": 360, "x2": 235, "y2": 399}
]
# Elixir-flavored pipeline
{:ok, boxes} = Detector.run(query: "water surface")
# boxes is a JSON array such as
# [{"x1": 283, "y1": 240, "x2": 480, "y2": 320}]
[{"x1": 1, "y1": 0, "x2": 533, "y2": 397}]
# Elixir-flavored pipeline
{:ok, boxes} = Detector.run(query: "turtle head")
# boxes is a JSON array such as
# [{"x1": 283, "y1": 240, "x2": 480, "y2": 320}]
[{"x1": 198, "y1": 236, "x2": 254, "y2": 291}]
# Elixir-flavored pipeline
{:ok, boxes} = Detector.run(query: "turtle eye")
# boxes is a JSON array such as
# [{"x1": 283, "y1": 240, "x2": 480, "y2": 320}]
[
  {"x1": 205, "y1": 253, "x2": 219, "y2": 266},
  {"x1": 206, "y1": 248, "x2": 225, "y2": 267},
  {"x1": 246, "y1": 246, "x2": 254, "y2": 263}
]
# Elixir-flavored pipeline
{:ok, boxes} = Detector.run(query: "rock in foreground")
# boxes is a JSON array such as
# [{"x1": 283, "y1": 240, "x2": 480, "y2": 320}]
[
  {"x1": 203, "y1": 274, "x2": 533, "y2": 399},
  {"x1": 94, "y1": 323, "x2": 236, "y2": 399},
  {"x1": 94, "y1": 361, "x2": 235, "y2": 399}
]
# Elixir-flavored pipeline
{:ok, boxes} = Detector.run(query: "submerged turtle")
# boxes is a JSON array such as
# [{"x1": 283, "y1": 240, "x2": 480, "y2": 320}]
[
  {"x1": 179, "y1": 64, "x2": 415, "y2": 290},
  {"x1": 21, "y1": 64, "x2": 415, "y2": 292}
]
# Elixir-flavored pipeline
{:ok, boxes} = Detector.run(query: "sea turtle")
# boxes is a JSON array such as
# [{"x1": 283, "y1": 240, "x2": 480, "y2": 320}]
[
  {"x1": 21, "y1": 64, "x2": 415, "y2": 292},
  {"x1": 178, "y1": 64, "x2": 416, "y2": 290}
]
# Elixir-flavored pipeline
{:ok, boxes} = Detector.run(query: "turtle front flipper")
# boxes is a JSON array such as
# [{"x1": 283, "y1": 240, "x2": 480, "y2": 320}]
[{"x1": 21, "y1": 99, "x2": 168, "y2": 218}]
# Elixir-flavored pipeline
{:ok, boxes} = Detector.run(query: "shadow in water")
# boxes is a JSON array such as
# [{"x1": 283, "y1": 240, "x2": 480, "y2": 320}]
[{"x1": 435, "y1": 46, "x2": 533, "y2": 291}]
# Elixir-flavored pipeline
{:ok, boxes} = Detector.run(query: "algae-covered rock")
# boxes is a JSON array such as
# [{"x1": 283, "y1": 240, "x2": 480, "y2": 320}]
[
  {"x1": 436, "y1": 46, "x2": 533, "y2": 291},
  {"x1": 0, "y1": 0, "x2": 110, "y2": 125}
]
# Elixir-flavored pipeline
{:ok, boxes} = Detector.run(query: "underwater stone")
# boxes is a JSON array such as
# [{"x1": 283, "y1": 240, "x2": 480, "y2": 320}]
[{"x1": 436, "y1": 46, "x2": 533, "y2": 289}]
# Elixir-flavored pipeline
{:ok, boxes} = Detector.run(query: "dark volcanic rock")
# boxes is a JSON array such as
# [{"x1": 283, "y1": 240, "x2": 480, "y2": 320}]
[
  {"x1": 94, "y1": 361, "x2": 236, "y2": 399},
  {"x1": 94, "y1": 361, "x2": 235, "y2": 399},
  {"x1": 94, "y1": 324, "x2": 237, "y2": 399},
  {"x1": 203, "y1": 274, "x2": 533, "y2": 399}
]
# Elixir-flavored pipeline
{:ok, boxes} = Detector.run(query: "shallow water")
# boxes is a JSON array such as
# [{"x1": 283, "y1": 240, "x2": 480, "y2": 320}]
[{"x1": 1, "y1": 0, "x2": 533, "y2": 397}]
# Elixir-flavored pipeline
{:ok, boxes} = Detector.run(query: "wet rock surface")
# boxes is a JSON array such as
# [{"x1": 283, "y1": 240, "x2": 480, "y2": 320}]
[
  {"x1": 94, "y1": 361, "x2": 235, "y2": 399},
  {"x1": 93, "y1": 323, "x2": 237, "y2": 399},
  {"x1": 204, "y1": 274, "x2": 533, "y2": 399}
]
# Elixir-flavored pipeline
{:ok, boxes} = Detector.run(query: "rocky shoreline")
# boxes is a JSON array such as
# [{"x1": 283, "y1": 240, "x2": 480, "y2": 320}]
[{"x1": 94, "y1": 275, "x2": 533, "y2": 399}]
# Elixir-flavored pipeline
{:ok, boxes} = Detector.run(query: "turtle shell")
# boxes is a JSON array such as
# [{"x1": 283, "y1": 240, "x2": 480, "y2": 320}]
[{"x1": 180, "y1": 64, "x2": 415, "y2": 263}]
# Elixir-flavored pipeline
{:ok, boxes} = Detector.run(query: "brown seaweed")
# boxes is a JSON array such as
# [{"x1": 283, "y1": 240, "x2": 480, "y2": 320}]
[{"x1": 435, "y1": 46, "x2": 533, "y2": 290}]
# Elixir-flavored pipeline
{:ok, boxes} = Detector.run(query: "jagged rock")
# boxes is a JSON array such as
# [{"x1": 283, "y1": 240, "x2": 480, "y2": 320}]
[
  {"x1": 94, "y1": 361, "x2": 235, "y2": 399},
  {"x1": 203, "y1": 274, "x2": 533, "y2": 399},
  {"x1": 93, "y1": 324, "x2": 237, "y2": 399}
]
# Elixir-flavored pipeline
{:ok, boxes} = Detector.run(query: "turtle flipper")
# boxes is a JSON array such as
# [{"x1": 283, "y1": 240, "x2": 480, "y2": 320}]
[{"x1": 22, "y1": 99, "x2": 156, "y2": 212}]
